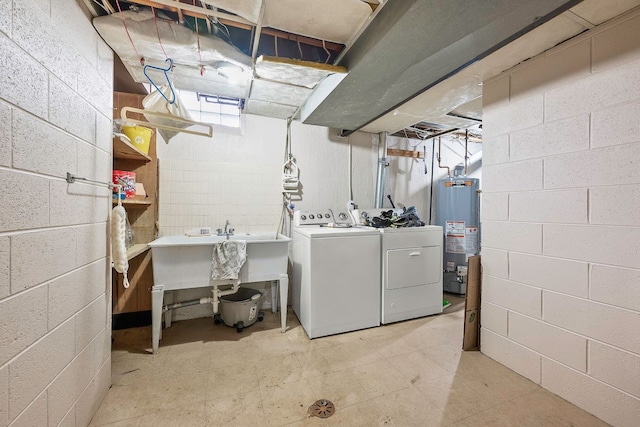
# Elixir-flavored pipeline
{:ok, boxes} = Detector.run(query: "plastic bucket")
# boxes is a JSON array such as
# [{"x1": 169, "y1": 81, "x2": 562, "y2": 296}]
[
  {"x1": 219, "y1": 288, "x2": 265, "y2": 330},
  {"x1": 122, "y1": 125, "x2": 153, "y2": 155}
]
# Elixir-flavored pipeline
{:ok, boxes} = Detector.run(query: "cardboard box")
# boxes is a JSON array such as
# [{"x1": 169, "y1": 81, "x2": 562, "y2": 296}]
[
  {"x1": 134, "y1": 182, "x2": 147, "y2": 201},
  {"x1": 463, "y1": 255, "x2": 482, "y2": 350}
]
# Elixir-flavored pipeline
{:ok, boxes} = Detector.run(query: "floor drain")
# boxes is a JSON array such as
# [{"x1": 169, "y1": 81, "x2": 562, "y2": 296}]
[{"x1": 308, "y1": 399, "x2": 336, "y2": 418}]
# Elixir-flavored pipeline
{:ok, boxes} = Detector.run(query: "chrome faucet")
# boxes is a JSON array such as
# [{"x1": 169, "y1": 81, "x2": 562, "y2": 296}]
[{"x1": 217, "y1": 220, "x2": 234, "y2": 238}]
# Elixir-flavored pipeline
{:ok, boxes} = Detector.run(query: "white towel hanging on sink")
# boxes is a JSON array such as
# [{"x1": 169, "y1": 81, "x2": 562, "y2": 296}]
[{"x1": 211, "y1": 240, "x2": 247, "y2": 280}]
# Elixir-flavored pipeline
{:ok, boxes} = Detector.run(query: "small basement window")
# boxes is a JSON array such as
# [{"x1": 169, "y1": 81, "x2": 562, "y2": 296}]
[{"x1": 178, "y1": 90, "x2": 243, "y2": 128}]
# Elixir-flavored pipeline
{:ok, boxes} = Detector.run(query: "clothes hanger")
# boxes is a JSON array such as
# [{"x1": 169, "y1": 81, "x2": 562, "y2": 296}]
[{"x1": 143, "y1": 58, "x2": 176, "y2": 105}]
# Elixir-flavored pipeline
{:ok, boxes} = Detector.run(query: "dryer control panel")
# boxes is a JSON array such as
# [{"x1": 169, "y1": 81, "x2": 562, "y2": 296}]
[{"x1": 293, "y1": 210, "x2": 357, "y2": 227}]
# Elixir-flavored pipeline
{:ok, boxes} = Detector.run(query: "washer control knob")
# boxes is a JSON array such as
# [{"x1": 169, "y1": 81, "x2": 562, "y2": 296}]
[
  {"x1": 338, "y1": 212, "x2": 348, "y2": 221},
  {"x1": 325, "y1": 213, "x2": 330, "y2": 219},
  {"x1": 317, "y1": 213, "x2": 323, "y2": 219},
  {"x1": 300, "y1": 215, "x2": 306, "y2": 221},
  {"x1": 309, "y1": 214, "x2": 315, "y2": 219}
]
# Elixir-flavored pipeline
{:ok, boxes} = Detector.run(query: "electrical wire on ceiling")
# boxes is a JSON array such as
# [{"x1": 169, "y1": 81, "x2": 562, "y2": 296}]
[
  {"x1": 150, "y1": 6, "x2": 169, "y2": 59},
  {"x1": 115, "y1": 0, "x2": 144, "y2": 65},
  {"x1": 192, "y1": 0, "x2": 204, "y2": 75}
]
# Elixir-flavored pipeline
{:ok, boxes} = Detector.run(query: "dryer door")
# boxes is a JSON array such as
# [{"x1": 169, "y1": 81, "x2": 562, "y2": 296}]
[{"x1": 386, "y1": 246, "x2": 441, "y2": 289}]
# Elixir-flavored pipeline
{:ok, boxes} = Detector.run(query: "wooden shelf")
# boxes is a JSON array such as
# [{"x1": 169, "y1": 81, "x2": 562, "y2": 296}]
[
  {"x1": 126, "y1": 244, "x2": 150, "y2": 260},
  {"x1": 113, "y1": 198, "x2": 152, "y2": 207},
  {"x1": 113, "y1": 135, "x2": 152, "y2": 162}
]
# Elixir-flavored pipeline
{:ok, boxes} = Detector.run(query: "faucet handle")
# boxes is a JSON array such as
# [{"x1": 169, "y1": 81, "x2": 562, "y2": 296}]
[{"x1": 216, "y1": 228, "x2": 223, "y2": 235}]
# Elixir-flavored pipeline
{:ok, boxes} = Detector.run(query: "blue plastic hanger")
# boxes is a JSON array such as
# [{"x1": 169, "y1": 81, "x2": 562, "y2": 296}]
[{"x1": 143, "y1": 58, "x2": 176, "y2": 104}]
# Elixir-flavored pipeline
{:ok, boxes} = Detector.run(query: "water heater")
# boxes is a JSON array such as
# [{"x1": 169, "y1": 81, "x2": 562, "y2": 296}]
[{"x1": 435, "y1": 164, "x2": 480, "y2": 294}]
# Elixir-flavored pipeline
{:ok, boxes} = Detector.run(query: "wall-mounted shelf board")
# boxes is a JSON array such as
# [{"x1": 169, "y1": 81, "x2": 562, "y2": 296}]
[
  {"x1": 112, "y1": 199, "x2": 152, "y2": 207},
  {"x1": 113, "y1": 136, "x2": 152, "y2": 162},
  {"x1": 126, "y1": 244, "x2": 150, "y2": 260}
]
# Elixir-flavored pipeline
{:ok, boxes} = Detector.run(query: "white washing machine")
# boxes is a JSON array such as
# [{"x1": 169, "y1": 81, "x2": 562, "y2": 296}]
[
  {"x1": 291, "y1": 210, "x2": 381, "y2": 338},
  {"x1": 357, "y1": 208, "x2": 443, "y2": 324}
]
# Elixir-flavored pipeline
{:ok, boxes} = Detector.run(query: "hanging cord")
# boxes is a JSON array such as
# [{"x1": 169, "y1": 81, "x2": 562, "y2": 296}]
[
  {"x1": 322, "y1": 40, "x2": 331, "y2": 64},
  {"x1": 297, "y1": 41, "x2": 303, "y2": 60},
  {"x1": 150, "y1": 6, "x2": 169, "y2": 59},
  {"x1": 192, "y1": 0, "x2": 204, "y2": 75},
  {"x1": 115, "y1": 0, "x2": 144, "y2": 65}
]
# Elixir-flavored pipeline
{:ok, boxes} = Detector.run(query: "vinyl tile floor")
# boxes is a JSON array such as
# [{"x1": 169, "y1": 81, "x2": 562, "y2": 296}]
[{"x1": 92, "y1": 296, "x2": 608, "y2": 426}]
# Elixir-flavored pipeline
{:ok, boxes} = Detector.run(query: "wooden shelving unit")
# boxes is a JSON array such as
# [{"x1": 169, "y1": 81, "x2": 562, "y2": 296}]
[
  {"x1": 113, "y1": 135, "x2": 152, "y2": 163},
  {"x1": 126, "y1": 244, "x2": 150, "y2": 261},
  {"x1": 112, "y1": 92, "x2": 159, "y2": 329},
  {"x1": 112, "y1": 198, "x2": 153, "y2": 207}
]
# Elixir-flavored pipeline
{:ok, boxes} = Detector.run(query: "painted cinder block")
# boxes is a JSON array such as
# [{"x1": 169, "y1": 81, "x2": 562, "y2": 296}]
[
  {"x1": 48, "y1": 260, "x2": 106, "y2": 330},
  {"x1": 97, "y1": 39, "x2": 114, "y2": 87},
  {"x1": 510, "y1": 189, "x2": 587, "y2": 224},
  {"x1": 9, "y1": 319, "x2": 75, "y2": 419},
  {"x1": 483, "y1": 275, "x2": 542, "y2": 319},
  {"x1": 482, "y1": 74, "x2": 509, "y2": 110},
  {"x1": 590, "y1": 264, "x2": 640, "y2": 313},
  {"x1": 481, "y1": 193, "x2": 509, "y2": 221},
  {"x1": 542, "y1": 358, "x2": 640, "y2": 427},
  {"x1": 10, "y1": 228, "x2": 76, "y2": 293},
  {"x1": 51, "y1": 0, "x2": 98, "y2": 68},
  {"x1": 49, "y1": 180, "x2": 110, "y2": 227},
  {"x1": 544, "y1": 224, "x2": 640, "y2": 269},
  {"x1": 482, "y1": 159, "x2": 543, "y2": 193},
  {"x1": 545, "y1": 57, "x2": 640, "y2": 122},
  {"x1": 12, "y1": 108, "x2": 77, "y2": 177},
  {"x1": 12, "y1": 0, "x2": 80, "y2": 89},
  {"x1": 483, "y1": 94, "x2": 544, "y2": 139},
  {"x1": 543, "y1": 291, "x2": 640, "y2": 354},
  {"x1": 0, "y1": 363, "x2": 7, "y2": 426},
  {"x1": 0, "y1": 169, "x2": 49, "y2": 233},
  {"x1": 9, "y1": 391, "x2": 47, "y2": 427},
  {"x1": 49, "y1": 76, "x2": 95, "y2": 143},
  {"x1": 510, "y1": 38, "x2": 591, "y2": 99},
  {"x1": 480, "y1": 301, "x2": 508, "y2": 337},
  {"x1": 75, "y1": 297, "x2": 106, "y2": 353},
  {"x1": 481, "y1": 248, "x2": 508, "y2": 279},
  {"x1": 48, "y1": 345, "x2": 94, "y2": 426},
  {"x1": 95, "y1": 112, "x2": 113, "y2": 154},
  {"x1": 0, "y1": 236, "x2": 9, "y2": 299},
  {"x1": 509, "y1": 115, "x2": 590, "y2": 162},
  {"x1": 76, "y1": 223, "x2": 108, "y2": 267},
  {"x1": 479, "y1": 134, "x2": 509, "y2": 166},
  {"x1": 77, "y1": 139, "x2": 111, "y2": 184},
  {"x1": 481, "y1": 328, "x2": 541, "y2": 384},
  {"x1": 592, "y1": 101, "x2": 640, "y2": 148},
  {"x1": 75, "y1": 360, "x2": 111, "y2": 427},
  {"x1": 0, "y1": 0, "x2": 10, "y2": 37},
  {"x1": 0, "y1": 102, "x2": 10, "y2": 167},
  {"x1": 0, "y1": 286, "x2": 48, "y2": 366},
  {"x1": 590, "y1": 184, "x2": 640, "y2": 227},
  {"x1": 481, "y1": 221, "x2": 542, "y2": 254},
  {"x1": 544, "y1": 142, "x2": 640, "y2": 189},
  {"x1": 508, "y1": 312, "x2": 587, "y2": 372},
  {"x1": 0, "y1": 34, "x2": 48, "y2": 119},
  {"x1": 592, "y1": 12, "x2": 640, "y2": 73},
  {"x1": 93, "y1": 327, "x2": 111, "y2": 375},
  {"x1": 510, "y1": 252, "x2": 588, "y2": 298},
  {"x1": 590, "y1": 341, "x2": 640, "y2": 398},
  {"x1": 77, "y1": 60, "x2": 112, "y2": 118}
]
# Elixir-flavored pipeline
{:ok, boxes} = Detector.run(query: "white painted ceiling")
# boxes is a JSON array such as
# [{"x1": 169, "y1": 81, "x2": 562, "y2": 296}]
[{"x1": 88, "y1": 0, "x2": 640, "y2": 135}]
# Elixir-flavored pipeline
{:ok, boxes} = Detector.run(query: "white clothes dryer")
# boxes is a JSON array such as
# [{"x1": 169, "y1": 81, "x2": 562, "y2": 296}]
[
  {"x1": 291, "y1": 210, "x2": 381, "y2": 338},
  {"x1": 356, "y1": 208, "x2": 443, "y2": 324}
]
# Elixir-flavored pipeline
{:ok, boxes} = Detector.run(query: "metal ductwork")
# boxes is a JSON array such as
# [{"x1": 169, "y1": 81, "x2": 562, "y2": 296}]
[{"x1": 301, "y1": 0, "x2": 582, "y2": 134}]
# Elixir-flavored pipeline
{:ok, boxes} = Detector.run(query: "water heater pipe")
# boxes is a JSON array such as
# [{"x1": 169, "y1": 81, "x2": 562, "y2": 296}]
[
  {"x1": 464, "y1": 130, "x2": 469, "y2": 176},
  {"x1": 437, "y1": 137, "x2": 451, "y2": 177},
  {"x1": 374, "y1": 132, "x2": 388, "y2": 208}
]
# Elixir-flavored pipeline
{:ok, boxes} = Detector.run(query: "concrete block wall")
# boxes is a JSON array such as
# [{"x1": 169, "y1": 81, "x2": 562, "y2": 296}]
[
  {"x1": 481, "y1": 8, "x2": 640, "y2": 426},
  {"x1": 0, "y1": 1, "x2": 113, "y2": 425}
]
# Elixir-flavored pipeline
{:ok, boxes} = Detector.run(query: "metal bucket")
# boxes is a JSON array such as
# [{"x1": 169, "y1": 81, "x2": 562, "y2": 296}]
[{"x1": 218, "y1": 288, "x2": 265, "y2": 332}]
